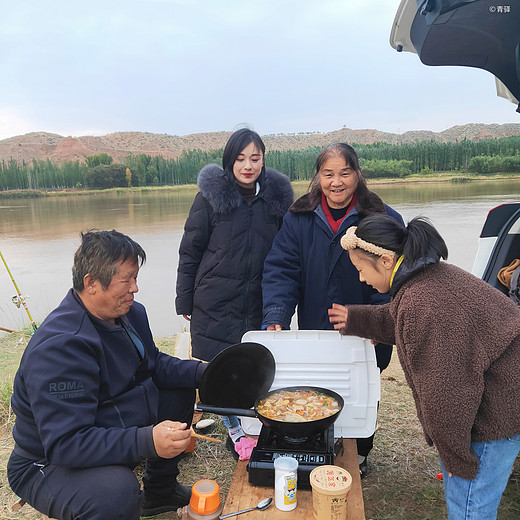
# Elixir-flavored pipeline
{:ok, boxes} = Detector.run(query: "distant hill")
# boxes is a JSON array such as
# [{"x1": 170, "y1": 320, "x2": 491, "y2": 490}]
[{"x1": 1, "y1": 123, "x2": 520, "y2": 165}]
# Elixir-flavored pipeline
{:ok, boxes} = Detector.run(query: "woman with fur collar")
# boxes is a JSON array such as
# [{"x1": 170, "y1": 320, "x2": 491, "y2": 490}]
[{"x1": 175, "y1": 128, "x2": 293, "y2": 444}]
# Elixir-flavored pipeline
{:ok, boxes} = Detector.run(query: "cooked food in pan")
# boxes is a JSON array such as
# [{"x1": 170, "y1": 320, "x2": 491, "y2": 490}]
[{"x1": 256, "y1": 390, "x2": 341, "y2": 423}]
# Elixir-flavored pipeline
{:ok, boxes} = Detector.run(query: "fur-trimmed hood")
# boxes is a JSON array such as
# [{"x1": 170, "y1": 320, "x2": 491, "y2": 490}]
[
  {"x1": 197, "y1": 164, "x2": 293, "y2": 216},
  {"x1": 289, "y1": 184, "x2": 386, "y2": 217}
]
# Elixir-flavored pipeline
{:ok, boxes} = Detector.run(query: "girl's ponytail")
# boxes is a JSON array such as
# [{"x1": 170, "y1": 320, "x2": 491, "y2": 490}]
[{"x1": 403, "y1": 217, "x2": 448, "y2": 264}]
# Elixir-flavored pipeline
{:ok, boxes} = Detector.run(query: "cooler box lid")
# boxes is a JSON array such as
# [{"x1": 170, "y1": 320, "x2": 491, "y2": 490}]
[{"x1": 241, "y1": 330, "x2": 380, "y2": 438}]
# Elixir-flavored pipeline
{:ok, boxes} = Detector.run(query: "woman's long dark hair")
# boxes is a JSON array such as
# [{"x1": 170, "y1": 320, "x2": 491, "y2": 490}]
[
  {"x1": 355, "y1": 214, "x2": 448, "y2": 265},
  {"x1": 222, "y1": 128, "x2": 266, "y2": 176}
]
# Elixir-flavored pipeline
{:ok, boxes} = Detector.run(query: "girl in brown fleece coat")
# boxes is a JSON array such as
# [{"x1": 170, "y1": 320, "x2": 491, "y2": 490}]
[{"x1": 328, "y1": 214, "x2": 520, "y2": 520}]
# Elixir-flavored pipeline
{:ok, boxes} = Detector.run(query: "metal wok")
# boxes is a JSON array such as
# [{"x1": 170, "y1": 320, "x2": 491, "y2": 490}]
[{"x1": 196, "y1": 385, "x2": 344, "y2": 438}]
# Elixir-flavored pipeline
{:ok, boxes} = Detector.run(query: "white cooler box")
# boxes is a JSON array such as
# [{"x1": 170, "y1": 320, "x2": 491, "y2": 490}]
[{"x1": 241, "y1": 330, "x2": 380, "y2": 439}]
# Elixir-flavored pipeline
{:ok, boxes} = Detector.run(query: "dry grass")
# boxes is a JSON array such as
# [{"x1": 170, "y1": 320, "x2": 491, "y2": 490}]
[
  {"x1": 1, "y1": 334, "x2": 518, "y2": 520},
  {"x1": 361, "y1": 359, "x2": 520, "y2": 520},
  {"x1": 362, "y1": 361, "x2": 447, "y2": 520}
]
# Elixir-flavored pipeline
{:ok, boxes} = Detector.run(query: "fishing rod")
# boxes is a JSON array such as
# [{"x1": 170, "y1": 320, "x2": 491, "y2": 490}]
[
  {"x1": 0, "y1": 325, "x2": 19, "y2": 333},
  {"x1": 0, "y1": 249, "x2": 38, "y2": 332}
]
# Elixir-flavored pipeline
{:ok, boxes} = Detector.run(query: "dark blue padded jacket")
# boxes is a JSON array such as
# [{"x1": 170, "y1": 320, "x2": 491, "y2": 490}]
[
  {"x1": 11, "y1": 289, "x2": 201, "y2": 468},
  {"x1": 262, "y1": 186, "x2": 403, "y2": 370}
]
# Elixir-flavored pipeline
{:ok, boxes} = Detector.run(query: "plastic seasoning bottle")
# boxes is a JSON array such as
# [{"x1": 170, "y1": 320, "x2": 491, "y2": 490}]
[{"x1": 274, "y1": 456, "x2": 298, "y2": 511}]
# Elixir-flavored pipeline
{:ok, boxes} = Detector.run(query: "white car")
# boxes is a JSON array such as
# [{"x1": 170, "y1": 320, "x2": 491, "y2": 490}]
[
  {"x1": 390, "y1": 1, "x2": 520, "y2": 295},
  {"x1": 389, "y1": 0, "x2": 520, "y2": 110},
  {"x1": 472, "y1": 201, "x2": 520, "y2": 291}
]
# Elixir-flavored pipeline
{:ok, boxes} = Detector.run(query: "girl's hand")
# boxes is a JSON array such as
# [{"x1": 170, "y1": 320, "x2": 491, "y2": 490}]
[
  {"x1": 328, "y1": 303, "x2": 349, "y2": 330},
  {"x1": 266, "y1": 324, "x2": 282, "y2": 331}
]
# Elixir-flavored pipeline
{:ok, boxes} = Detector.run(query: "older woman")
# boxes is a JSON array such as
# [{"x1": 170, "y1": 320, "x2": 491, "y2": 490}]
[{"x1": 261, "y1": 142, "x2": 403, "y2": 476}]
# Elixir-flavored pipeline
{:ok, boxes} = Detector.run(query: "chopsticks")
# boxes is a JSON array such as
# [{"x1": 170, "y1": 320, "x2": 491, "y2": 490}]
[
  {"x1": 167, "y1": 425, "x2": 222, "y2": 443},
  {"x1": 191, "y1": 427, "x2": 222, "y2": 443}
]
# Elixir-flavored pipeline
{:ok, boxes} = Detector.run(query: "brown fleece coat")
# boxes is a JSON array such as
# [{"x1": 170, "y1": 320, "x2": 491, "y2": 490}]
[{"x1": 341, "y1": 262, "x2": 520, "y2": 479}]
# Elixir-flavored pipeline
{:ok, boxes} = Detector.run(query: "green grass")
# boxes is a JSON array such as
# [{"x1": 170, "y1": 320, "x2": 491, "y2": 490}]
[
  {"x1": 0, "y1": 190, "x2": 44, "y2": 198},
  {"x1": 1, "y1": 173, "x2": 520, "y2": 199},
  {"x1": 450, "y1": 177, "x2": 473, "y2": 182},
  {"x1": 0, "y1": 184, "x2": 200, "y2": 199}
]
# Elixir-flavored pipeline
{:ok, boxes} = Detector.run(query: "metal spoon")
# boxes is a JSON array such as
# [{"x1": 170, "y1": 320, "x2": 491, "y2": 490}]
[{"x1": 219, "y1": 497, "x2": 273, "y2": 519}]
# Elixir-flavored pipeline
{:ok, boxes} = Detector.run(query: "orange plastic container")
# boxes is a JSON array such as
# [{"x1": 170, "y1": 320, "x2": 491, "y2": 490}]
[{"x1": 188, "y1": 479, "x2": 223, "y2": 519}]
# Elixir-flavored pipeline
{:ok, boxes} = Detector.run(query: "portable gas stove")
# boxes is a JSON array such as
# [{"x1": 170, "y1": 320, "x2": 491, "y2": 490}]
[{"x1": 247, "y1": 424, "x2": 341, "y2": 489}]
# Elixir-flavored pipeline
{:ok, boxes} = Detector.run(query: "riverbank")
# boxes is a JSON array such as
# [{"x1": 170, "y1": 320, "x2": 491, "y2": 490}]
[
  {"x1": 2, "y1": 179, "x2": 520, "y2": 337},
  {"x1": 1, "y1": 172, "x2": 519, "y2": 199},
  {"x1": 1, "y1": 331, "x2": 519, "y2": 519}
]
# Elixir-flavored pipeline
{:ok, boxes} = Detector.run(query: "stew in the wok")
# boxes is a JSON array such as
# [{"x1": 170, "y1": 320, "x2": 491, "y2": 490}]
[{"x1": 256, "y1": 389, "x2": 340, "y2": 423}]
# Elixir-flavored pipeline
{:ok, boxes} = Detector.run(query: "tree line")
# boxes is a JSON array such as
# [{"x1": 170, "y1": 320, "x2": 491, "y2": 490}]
[{"x1": 1, "y1": 136, "x2": 520, "y2": 191}]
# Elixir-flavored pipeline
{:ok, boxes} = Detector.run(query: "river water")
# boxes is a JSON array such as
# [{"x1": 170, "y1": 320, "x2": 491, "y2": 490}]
[{"x1": 1, "y1": 179, "x2": 520, "y2": 337}]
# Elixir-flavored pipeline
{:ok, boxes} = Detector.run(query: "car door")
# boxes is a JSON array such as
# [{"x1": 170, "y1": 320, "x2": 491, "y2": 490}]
[
  {"x1": 472, "y1": 202, "x2": 520, "y2": 291},
  {"x1": 389, "y1": 0, "x2": 520, "y2": 108}
]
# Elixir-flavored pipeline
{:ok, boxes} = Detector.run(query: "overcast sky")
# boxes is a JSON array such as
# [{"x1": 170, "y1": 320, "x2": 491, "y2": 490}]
[{"x1": 0, "y1": 0, "x2": 518, "y2": 141}]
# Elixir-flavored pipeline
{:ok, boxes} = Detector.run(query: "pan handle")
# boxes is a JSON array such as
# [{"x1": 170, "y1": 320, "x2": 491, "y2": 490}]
[{"x1": 195, "y1": 404, "x2": 257, "y2": 417}]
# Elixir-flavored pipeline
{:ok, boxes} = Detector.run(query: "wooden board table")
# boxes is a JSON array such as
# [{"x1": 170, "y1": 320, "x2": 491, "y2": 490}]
[{"x1": 222, "y1": 438, "x2": 365, "y2": 519}]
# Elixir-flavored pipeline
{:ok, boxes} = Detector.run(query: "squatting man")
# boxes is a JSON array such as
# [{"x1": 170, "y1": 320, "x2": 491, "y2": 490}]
[{"x1": 7, "y1": 230, "x2": 207, "y2": 519}]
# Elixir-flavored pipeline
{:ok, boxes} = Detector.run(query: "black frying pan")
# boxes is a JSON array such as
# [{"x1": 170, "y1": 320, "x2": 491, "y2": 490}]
[
  {"x1": 196, "y1": 385, "x2": 344, "y2": 438},
  {"x1": 198, "y1": 342, "x2": 276, "y2": 410}
]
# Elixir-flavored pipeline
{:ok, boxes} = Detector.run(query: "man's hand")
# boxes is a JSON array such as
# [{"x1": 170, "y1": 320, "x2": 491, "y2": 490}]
[
  {"x1": 328, "y1": 303, "x2": 349, "y2": 330},
  {"x1": 152, "y1": 421, "x2": 191, "y2": 458}
]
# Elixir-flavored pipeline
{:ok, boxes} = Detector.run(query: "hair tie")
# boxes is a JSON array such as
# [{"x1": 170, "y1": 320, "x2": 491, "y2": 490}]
[{"x1": 341, "y1": 226, "x2": 396, "y2": 257}]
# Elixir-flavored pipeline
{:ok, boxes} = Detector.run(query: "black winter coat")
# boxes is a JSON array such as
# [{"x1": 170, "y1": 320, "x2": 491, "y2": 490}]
[{"x1": 175, "y1": 164, "x2": 293, "y2": 361}]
